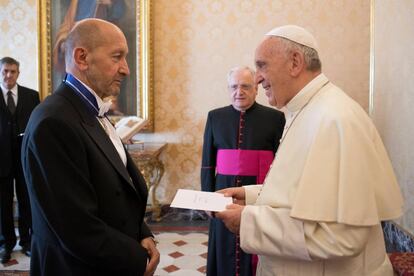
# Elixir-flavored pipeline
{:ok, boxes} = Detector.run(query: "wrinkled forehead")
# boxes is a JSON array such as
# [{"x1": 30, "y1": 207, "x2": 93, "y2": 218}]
[
  {"x1": 105, "y1": 28, "x2": 129, "y2": 51},
  {"x1": 256, "y1": 37, "x2": 279, "y2": 57},
  {"x1": 73, "y1": 20, "x2": 128, "y2": 52},
  {"x1": 255, "y1": 38, "x2": 288, "y2": 68},
  {"x1": 105, "y1": 24, "x2": 126, "y2": 41}
]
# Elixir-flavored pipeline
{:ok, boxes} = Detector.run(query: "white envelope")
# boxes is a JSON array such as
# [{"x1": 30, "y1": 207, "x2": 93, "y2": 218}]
[{"x1": 170, "y1": 189, "x2": 233, "y2": 212}]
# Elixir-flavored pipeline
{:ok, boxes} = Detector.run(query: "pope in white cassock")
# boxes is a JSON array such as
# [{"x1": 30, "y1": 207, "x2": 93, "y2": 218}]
[{"x1": 216, "y1": 25, "x2": 404, "y2": 276}]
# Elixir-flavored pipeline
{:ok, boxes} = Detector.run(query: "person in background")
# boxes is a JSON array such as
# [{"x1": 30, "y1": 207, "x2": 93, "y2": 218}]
[
  {"x1": 0, "y1": 57, "x2": 39, "y2": 263},
  {"x1": 21, "y1": 19, "x2": 159, "y2": 275},
  {"x1": 201, "y1": 66, "x2": 285, "y2": 276},
  {"x1": 216, "y1": 25, "x2": 403, "y2": 275}
]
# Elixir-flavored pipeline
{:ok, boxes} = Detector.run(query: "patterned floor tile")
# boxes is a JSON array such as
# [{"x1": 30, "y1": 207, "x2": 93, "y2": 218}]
[
  {"x1": 163, "y1": 264, "x2": 180, "y2": 273},
  {"x1": 178, "y1": 244, "x2": 208, "y2": 255},
  {"x1": 169, "y1": 251, "x2": 184, "y2": 258},
  {"x1": 168, "y1": 269, "x2": 205, "y2": 276},
  {"x1": 173, "y1": 255, "x2": 206, "y2": 270},
  {"x1": 0, "y1": 232, "x2": 209, "y2": 275},
  {"x1": 197, "y1": 265, "x2": 207, "y2": 273},
  {"x1": 173, "y1": 240, "x2": 187, "y2": 246},
  {"x1": 154, "y1": 232, "x2": 208, "y2": 275}
]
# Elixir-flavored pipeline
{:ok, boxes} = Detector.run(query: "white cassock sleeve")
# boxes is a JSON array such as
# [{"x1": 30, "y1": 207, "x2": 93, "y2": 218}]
[
  {"x1": 240, "y1": 205, "x2": 373, "y2": 261},
  {"x1": 244, "y1": 185, "x2": 262, "y2": 205}
]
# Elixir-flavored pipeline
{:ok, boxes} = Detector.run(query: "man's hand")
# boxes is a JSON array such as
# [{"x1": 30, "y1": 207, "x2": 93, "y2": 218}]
[
  {"x1": 217, "y1": 187, "x2": 246, "y2": 205},
  {"x1": 141, "y1": 237, "x2": 160, "y2": 276},
  {"x1": 215, "y1": 204, "x2": 245, "y2": 234}
]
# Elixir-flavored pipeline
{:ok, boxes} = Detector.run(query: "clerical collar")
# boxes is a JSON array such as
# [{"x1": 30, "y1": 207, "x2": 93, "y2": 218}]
[
  {"x1": 279, "y1": 74, "x2": 330, "y2": 147},
  {"x1": 232, "y1": 102, "x2": 257, "y2": 113},
  {"x1": 285, "y1": 73, "x2": 329, "y2": 113},
  {"x1": 64, "y1": 74, "x2": 111, "y2": 117}
]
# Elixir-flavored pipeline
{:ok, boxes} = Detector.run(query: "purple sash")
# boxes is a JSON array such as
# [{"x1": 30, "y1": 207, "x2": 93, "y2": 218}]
[{"x1": 216, "y1": 149, "x2": 274, "y2": 184}]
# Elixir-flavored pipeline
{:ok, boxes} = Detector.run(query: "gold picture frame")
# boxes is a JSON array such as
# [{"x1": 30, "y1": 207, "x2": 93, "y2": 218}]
[{"x1": 37, "y1": 0, "x2": 154, "y2": 131}]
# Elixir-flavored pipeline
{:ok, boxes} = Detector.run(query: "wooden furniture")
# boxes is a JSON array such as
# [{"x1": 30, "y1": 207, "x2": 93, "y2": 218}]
[{"x1": 128, "y1": 142, "x2": 167, "y2": 221}]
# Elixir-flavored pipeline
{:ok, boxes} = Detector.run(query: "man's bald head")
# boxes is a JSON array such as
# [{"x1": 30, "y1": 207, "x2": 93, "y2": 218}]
[
  {"x1": 64, "y1": 18, "x2": 122, "y2": 70},
  {"x1": 63, "y1": 18, "x2": 130, "y2": 99}
]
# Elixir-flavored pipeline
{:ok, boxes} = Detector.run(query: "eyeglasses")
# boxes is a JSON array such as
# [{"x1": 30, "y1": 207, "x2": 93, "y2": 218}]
[{"x1": 228, "y1": 84, "x2": 254, "y2": 92}]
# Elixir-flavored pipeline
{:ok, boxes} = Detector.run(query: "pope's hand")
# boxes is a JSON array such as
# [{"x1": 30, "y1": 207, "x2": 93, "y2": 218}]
[
  {"x1": 217, "y1": 187, "x2": 246, "y2": 205},
  {"x1": 215, "y1": 204, "x2": 245, "y2": 234}
]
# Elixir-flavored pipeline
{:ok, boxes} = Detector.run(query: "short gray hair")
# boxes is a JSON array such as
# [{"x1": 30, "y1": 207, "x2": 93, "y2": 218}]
[
  {"x1": 277, "y1": 37, "x2": 322, "y2": 71},
  {"x1": 0, "y1": 56, "x2": 20, "y2": 70},
  {"x1": 227, "y1": 66, "x2": 255, "y2": 84}
]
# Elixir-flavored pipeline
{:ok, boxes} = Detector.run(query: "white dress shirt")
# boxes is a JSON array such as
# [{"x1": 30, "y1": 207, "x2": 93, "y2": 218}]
[
  {"x1": 74, "y1": 78, "x2": 127, "y2": 166},
  {"x1": 1, "y1": 84, "x2": 18, "y2": 105}
]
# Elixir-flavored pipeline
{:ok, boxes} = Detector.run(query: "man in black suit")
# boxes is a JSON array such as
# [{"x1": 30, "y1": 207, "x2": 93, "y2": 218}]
[
  {"x1": 21, "y1": 19, "x2": 159, "y2": 275},
  {"x1": 0, "y1": 57, "x2": 40, "y2": 263}
]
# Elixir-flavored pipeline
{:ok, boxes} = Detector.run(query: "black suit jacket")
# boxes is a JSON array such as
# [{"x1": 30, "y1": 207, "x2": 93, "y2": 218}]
[
  {"x1": 0, "y1": 85, "x2": 39, "y2": 177},
  {"x1": 22, "y1": 83, "x2": 151, "y2": 276}
]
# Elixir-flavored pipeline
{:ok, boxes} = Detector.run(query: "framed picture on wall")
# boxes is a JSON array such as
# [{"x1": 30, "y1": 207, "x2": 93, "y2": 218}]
[{"x1": 37, "y1": 0, "x2": 154, "y2": 131}]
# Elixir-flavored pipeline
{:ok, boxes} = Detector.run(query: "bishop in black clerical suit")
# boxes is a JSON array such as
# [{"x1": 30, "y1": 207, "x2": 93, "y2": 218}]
[{"x1": 201, "y1": 67, "x2": 285, "y2": 276}]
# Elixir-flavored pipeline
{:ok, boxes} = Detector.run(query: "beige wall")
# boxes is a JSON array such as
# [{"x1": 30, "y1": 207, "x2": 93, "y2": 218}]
[
  {"x1": 372, "y1": 0, "x2": 414, "y2": 234},
  {"x1": 4, "y1": 1, "x2": 371, "y2": 205},
  {"x1": 0, "y1": 0, "x2": 38, "y2": 90}
]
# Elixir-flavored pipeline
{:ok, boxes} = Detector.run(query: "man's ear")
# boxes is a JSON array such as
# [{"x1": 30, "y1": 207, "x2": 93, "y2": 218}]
[
  {"x1": 73, "y1": 47, "x2": 89, "y2": 71},
  {"x1": 289, "y1": 51, "x2": 305, "y2": 77}
]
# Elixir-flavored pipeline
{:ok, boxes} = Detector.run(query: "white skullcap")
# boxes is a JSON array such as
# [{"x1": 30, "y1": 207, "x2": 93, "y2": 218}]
[{"x1": 266, "y1": 25, "x2": 318, "y2": 52}]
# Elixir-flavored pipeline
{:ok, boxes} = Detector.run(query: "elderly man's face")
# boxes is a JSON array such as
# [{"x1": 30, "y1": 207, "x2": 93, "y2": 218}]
[
  {"x1": 1, "y1": 63, "x2": 19, "y2": 90},
  {"x1": 254, "y1": 38, "x2": 291, "y2": 108},
  {"x1": 84, "y1": 26, "x2": 130, "y2": 99},
  {"x1": 228, "y1": 69, "x2": 257, "y2": 111}
]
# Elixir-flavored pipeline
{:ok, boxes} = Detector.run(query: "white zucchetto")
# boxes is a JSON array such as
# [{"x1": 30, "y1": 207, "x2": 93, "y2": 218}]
[{"x1": 266, "y1": 25, "x2": 318, "y2": 52}]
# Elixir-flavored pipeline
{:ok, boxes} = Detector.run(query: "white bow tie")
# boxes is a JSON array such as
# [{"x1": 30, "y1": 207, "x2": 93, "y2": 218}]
[{"x1": 98, "y1": 100, "x2": 112, "y2": 117}]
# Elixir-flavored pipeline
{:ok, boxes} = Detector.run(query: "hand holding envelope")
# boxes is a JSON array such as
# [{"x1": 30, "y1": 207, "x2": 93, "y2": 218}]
[
  {"x1": 215, "y1": 187, "x2": 246, "y2": 234},
  {"x1": 170, "y1": 189, "x2": 233, "y2": 212},
  {"x1": 170, "y1": 187, "x2": 246, "y2": 234},
  {"x1": 216, "y1": 187, "x2": 246, "y2": 205}
]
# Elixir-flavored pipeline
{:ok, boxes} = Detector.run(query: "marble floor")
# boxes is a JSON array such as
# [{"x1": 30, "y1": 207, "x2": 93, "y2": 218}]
[
  {"x1": 0, "y1": 232, "x2": 208, "y2": 276},
  {"x1": 0, "y1": 244, "x2": 30, "y2": 275},
  {"x1": 154, "y1": 232, "x2": 208, "y2": 275},
  {"x1": 1, "y1": 208, "x2": 209, "y2": 275}
]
